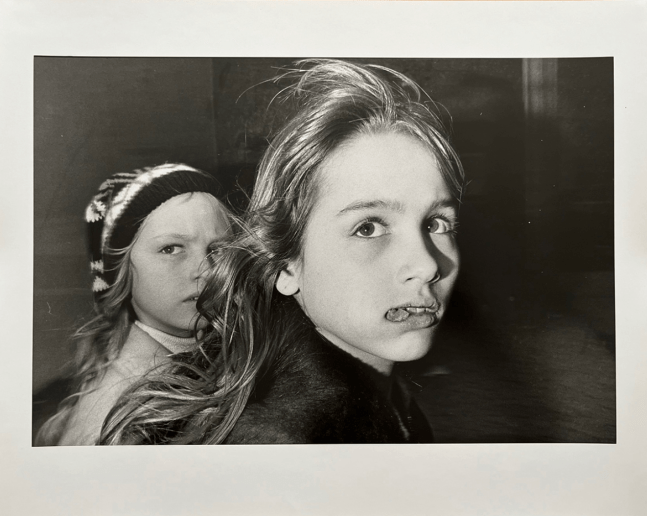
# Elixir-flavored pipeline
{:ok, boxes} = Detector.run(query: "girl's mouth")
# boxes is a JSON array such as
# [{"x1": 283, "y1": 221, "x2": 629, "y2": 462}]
[{"x1": 385, "y1": 305, "x2": 438, "y2": 323}]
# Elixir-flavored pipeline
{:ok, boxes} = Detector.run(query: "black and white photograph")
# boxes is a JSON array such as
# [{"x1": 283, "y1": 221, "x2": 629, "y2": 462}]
[
  {"x1": 3, "y1": 1, "x2": 647, "y2": 515},
  {"x1": 33, "y1": 56, "x2": 616, "y2": 446}
]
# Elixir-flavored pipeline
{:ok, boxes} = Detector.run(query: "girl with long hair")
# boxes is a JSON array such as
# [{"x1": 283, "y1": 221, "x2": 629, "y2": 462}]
[
  {"x1": 36, "y1": 163, "x2": 230, "y2": 445},
  {"x1": 100, "y1": 59, "x2": 465, "y2": 444}
]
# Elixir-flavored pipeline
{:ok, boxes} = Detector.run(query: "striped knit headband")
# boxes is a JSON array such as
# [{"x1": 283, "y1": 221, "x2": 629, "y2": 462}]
[{"x1": 85, "y1": 163, "x2": 222, "y2": 297}]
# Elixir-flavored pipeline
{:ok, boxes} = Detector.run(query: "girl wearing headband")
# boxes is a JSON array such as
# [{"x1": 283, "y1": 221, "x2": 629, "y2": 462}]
[
  {"x1": 37, "y1": 164, "x2": 230, "y2": 445},
  {"x1": 101, "y1": 60, "x2": 464, "y2": 444}
]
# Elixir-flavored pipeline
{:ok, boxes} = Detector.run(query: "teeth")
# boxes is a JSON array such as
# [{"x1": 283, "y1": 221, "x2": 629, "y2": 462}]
[
  {"x1": 386, "y1": 306, "x2": 436, "y2": 322},
  {"x1": 405, "y1": 307, "x2": 431, "y2": 314}
]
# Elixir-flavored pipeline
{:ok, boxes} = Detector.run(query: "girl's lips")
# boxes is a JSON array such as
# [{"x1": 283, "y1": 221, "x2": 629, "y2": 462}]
[{"x1": 385, "y1": 304, "x2": 439, "y2": 323}]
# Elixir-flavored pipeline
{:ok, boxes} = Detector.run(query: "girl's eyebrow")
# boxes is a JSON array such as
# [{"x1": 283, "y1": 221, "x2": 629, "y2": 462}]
[
  {"x1": 151, "y1": 232, "x2": 194, "y2": 241},
  {"x1": 337, "y1": 199, "x2": 405, "y2": 216},
  {"x1": 337, "y1": 198, "x2": 458, "y2": 216},
  {"x1": 430, "y1": 199, "x2": 460, "y2": 213}
]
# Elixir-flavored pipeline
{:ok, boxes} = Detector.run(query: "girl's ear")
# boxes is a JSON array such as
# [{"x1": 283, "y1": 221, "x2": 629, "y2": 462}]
[{"x1": 276, "y1": 264, "x2": 300, "y2": 296}]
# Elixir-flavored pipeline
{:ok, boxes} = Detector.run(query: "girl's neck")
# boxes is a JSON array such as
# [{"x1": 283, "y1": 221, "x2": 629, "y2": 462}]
[{"x1": 133, "y1": 320, "x2": 197, "y2": 355}]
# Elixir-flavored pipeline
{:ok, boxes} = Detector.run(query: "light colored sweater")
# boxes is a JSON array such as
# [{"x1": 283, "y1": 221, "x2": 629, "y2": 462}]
[{"x1": 58, "y1": 323, "x2": 196, "y2": 446}]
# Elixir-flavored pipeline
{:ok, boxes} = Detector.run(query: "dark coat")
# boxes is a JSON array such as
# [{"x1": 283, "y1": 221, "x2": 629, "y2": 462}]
[{"x1": 224, "y1": 318, "x2": 434, "y2": 444}]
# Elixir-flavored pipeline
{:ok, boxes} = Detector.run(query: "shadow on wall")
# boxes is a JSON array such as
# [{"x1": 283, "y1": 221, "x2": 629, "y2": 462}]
[{"x1": 403, "y1": 58, "x2": 614, "y2": 443}]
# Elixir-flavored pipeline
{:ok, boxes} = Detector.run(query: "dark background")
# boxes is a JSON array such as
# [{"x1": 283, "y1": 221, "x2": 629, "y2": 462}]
[{"x1": 34, "y1": 57, "x2": 615, "y2": 443}]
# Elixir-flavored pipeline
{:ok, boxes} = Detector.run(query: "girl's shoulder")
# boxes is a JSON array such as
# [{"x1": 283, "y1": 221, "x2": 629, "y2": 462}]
[
  {"x1": 57, "y1": 325, "x2": 171, "y2": 445},
  {"x1": 224, "y1": 329, "x2": 407, "y2": 444},
  {"x1": 115, "y1": 323, "x2": 173, "y2": 376}
]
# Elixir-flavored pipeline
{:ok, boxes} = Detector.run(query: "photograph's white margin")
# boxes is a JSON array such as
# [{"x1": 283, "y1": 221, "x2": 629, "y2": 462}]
[{"x1": 2, "y1": 1, "x2": 646, "y2": 514}]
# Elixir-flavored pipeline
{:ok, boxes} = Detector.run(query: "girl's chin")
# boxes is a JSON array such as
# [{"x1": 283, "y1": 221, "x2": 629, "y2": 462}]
[
  {"x1": 166, "y1": 318, "x2": 200, "y2": 337},
  {"x1": 167, "y1": 327, "x2": 194, "y2": 338},
  {"x1": 383, "y1": 335, "x2": 435, "y2": 362}
]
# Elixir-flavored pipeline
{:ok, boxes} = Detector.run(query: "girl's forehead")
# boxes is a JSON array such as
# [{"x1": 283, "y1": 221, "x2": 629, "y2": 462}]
[
  {"x1": 317, "y1": 131, "x2": 449, "y2": 209},
  {"x1": 140, "y1": 192, "x2": 229, "y2": 235}
]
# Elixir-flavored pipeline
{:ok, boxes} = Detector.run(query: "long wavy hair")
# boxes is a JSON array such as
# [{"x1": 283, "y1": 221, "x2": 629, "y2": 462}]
[
  {"x1": 35, "y1": 238, "x2": 138, "y2": 446},
  {"x1": 36, "y1": 167, "x2": 224, "y2": 446},
  {"x1": 98, "y1": 59, "x2": 465, "y2": 445}
]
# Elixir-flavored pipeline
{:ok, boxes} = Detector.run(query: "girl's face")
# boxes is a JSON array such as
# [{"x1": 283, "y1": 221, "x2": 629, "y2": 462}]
[
  {"x1": 130, "y1": 192, "x2": 229, "y2": 337},
  {"x1": 279, "y1": 131, "x2": 460, "y2": 374}
]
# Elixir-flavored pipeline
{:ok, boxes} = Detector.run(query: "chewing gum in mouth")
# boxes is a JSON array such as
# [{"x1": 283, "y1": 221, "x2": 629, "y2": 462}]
[
  {"x1": 386, "y1": 306, "x2": 438, "y2": 323},
  {"x1": 386, "y1": 308, "x2": 411, "y2": 322}
]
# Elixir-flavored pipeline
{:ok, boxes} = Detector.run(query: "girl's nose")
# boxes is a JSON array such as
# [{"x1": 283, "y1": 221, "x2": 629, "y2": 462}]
[
  {"x1": 397, "y1": 233, "x2": 441, "y2": 285},
  {"x1": 191, "y1": 252, "x2": 209, "y2": 286}
]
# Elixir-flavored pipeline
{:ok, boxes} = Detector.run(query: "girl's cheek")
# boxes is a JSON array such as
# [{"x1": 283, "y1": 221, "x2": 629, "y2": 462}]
[
  {"x1": 437, "y1": 237, "x2": 460, "y2": 276},
  {"x1": 344, "y1": 236, "x2": 390, "y2": 264},
  {"x1": 433, "y1": 234, "x2": 459, "y2": 254}
]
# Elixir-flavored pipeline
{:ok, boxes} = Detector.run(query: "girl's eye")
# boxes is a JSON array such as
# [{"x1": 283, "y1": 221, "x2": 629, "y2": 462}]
[
  {"x1": 427, "y1": 217, "x2": 456, "y2": 235},
  {"x1": 354, "y1": 221, "x2": 387, "y2": 238},
  {"x1": 206, "y1": 245, "x2": 222, "y2": 265},
  {"x1": 208, "y1": 242, "x2": 222, "y2": 255},
  {"x1": 160, "y1": 245, "x2": 182, "y2": 255}
]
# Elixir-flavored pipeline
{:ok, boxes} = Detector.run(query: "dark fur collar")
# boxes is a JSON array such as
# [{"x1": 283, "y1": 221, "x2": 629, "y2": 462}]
[{"x1": 225, "y1": 307, "x2": 434, "y2": 444}]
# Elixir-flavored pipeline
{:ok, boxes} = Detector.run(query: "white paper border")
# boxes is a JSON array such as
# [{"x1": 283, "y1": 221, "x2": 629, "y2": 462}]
[{"x1": 3, "y1": 1, "x2": 646, "y2": 514}]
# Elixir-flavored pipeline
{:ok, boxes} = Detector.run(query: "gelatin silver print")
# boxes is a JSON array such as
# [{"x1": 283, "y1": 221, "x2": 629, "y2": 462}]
[{"x1": 33, "y1": 57, "x2": 615, "y2": 445}]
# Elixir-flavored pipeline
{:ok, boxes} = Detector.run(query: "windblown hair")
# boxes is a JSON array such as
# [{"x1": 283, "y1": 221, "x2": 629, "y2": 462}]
[
  {"x1": 97, "y1": 59, "x2": 465, "y2": 445},
  {"x1": 36, "y1": 168, "x2": 223, "y2": 446},
  {"x1": 35, "y1": 238, "x2": 138, "y2": 446}
]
